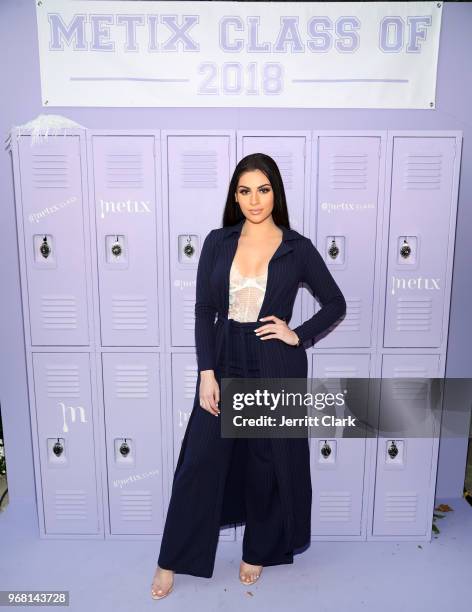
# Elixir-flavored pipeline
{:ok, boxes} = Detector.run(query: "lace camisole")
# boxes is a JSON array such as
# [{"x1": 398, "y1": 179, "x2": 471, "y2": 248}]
[{"x1": 228, "y1": 260, "x2": 268, "y2": 322}]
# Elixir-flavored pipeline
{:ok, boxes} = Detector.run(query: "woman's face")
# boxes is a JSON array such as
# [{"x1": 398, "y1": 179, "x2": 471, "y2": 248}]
[{"x1": 235, "y1": 169, "x2": 274, "y2": 223}]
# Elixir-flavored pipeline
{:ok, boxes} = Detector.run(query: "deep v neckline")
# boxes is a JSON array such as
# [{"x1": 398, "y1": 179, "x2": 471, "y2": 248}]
[
  {"x1": 228, "y1": 230, "x2": 283, "y2": 322},
  {"x1": 231, "y1": 232, "x2": 283, "y2": 279},
  {"x1": 231, "y1": 261, "x2": 268, "y2": 280}
]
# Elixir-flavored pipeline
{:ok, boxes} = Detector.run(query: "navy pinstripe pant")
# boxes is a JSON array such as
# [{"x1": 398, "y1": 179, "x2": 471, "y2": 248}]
[{"x1": 158, "y1": 319, "x2": 294, "y2": 577}]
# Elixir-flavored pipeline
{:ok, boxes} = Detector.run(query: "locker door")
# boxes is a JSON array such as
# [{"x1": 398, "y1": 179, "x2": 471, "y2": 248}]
[
  {"x1": 17, "y1": 135, "x2": 90, "y2": 346},
  {"x1": 102, "y1": 353, "x2": 164, "y2": 535},
  {"x1": 372, "y1": 354, "x2": 440, "y2": 536},
  {"x1": 167, "y1": 134, "x2": 234, "y2": 347},
  {"x1": 92, "y1": 135, "x2": 159, "y2": 347},
  {"x1": 238, "y1": 134, "x2": 307, "y2": 332},
  {"x1": 32, "y1": 353, "x2": 100, "y2": 534},
  {"x1": 310, "y1": 354, "x2": 370, "y2": 536},
  {"x1": 315, "y1": 136, "x2": 381, "y2": 348},
  {"x1": 384, "y1": 137, "x2": 457, "y2": 348}
]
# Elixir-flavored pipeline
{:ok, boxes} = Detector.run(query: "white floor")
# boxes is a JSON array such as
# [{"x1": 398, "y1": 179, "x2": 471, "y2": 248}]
[{"x1": 1, "y1": 497, "x2": 471, "y2": 612}]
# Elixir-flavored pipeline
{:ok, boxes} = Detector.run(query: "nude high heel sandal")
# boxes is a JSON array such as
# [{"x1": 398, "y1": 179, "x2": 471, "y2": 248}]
[{"x1": 151, "y1": 567, "x2": 174, "y2": 600}]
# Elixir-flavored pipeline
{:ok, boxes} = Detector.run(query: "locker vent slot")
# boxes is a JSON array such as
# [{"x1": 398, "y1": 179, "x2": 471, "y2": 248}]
[
  {"x1": 55, "y1": 490, "x2": 87, "y2": 519},
  {"x1": 185, "y1": 295, "x2": 196, "y2": 330},
  {"x1": 120, "y1": 490, "x2": 152, "y2": 521},
  {"x1": 46, "y1": 364, "x2": 80, "y2": 397},
  {"x1": 31, "y1": 154, "x2": 69, "y2": 189},
  {"x1": 403, "y1": 154, "x2": 442, "y2": 190},
  {"x1": 323, "y1": 366, "x2": 360, "y2": 377},
  {"x1": 180, "y1": 150, "x2": 218, "y2": 188},
  {"x1": 384, "y1": 493, "x2": 418, "y2": 522},
  {"x1": 266, "y1": 152, "x2": 294, "y2": 191},
  {"x1": 41, "y1": 295, "x2": 78, "y2": 330},
  {"x1": 184, "y1": 365, "x2": 198, "y2": 399},
  {"x1": 329, "y1": 153, "x2": 368, "y2": 190},
  {"x1": 318, "y1": 491, "x2": 351, "y2": 522},
  {"x1": 340, "y1": 297, "x2": 361, "y2": 331},
  {"x1": 115, "y1": 364, "x2": 149, "y2": 398},
  {"x1": 112, "y1": 295, "x2": 148, "y2": 330},
  {"x1": 391, "y1": 378, "x2": 429, "y2": 401},
  {"x1": 395, "y1": 297, "x2": 432, "y2": 332},
  {"x1": 106, "y1": 153, "x2": 143, "y2": 189}
]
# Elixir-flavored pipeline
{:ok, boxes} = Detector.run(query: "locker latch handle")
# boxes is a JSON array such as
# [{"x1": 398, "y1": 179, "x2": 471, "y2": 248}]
[
  {"x1": 183, "y1": 235, "x2": 195, "y2": 258},
  {"x1": 53, "y1": 438, "x2": 64, "y2": 457},
  {"x1": 400, "y1": 239, "x2": 411, "y2": 259},
  {"x1": 320, "y1": 440, "x2": 331, "y2": 458},
  {"x1": 387, "y1": 440, "x2": 399, "y2": 459},
  {"x1": 328, "y1": 239, "x2": 339, "y2": 260},
  {"x1": 40, "y1": 235, "x2": 51, "y2": 259},
  {"x1": 119, "y1": 439, "x2": 130, "y2": 457},
  {"x1": 111, "y1": 236, "x2": 122, "y2": 257}
]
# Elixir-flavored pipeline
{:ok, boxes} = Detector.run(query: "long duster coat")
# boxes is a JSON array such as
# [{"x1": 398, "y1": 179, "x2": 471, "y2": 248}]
[{"x1": 175, "y1": 218, "x2": 347, "y2": 559}]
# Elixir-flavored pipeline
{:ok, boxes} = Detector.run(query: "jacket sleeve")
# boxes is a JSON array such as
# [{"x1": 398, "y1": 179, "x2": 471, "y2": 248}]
[
  {"x1": 194, "y1": 229, "x2": 218, "y2": 372},
  {"x1": 292, "y1": 238, "x2": 347, "y2": 345}
]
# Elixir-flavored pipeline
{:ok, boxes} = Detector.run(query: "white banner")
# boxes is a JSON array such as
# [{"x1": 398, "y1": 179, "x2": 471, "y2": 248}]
[{"x1": 35, "y1": 1, "x2": 443, "y2": 108}]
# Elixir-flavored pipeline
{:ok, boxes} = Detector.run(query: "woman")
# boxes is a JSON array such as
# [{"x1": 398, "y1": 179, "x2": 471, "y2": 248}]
[{"x1": 151, "y1": 153, "x2": 347, "y2": 599}]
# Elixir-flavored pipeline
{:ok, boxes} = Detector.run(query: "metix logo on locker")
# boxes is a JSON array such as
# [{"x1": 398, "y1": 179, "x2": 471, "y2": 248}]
[
  {"x1": 59, "y1": 402, "x2": 87, "y2": 433},
  {"x1": 99, "y1": 199, "x2": 152, "y2": 219},
  {"x1": 391, "y1": 276, "x2": 440, "y2": 296}
]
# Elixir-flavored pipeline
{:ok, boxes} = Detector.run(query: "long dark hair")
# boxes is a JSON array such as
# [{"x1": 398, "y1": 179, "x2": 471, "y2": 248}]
[{"x1": 221, "y1": 153, "x2": 291, "y2": 229}]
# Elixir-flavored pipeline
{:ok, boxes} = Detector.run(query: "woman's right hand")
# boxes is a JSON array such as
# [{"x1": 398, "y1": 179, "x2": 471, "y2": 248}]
[{"x1": 199, "y1": 370, "x2": 221, "y2": 416}]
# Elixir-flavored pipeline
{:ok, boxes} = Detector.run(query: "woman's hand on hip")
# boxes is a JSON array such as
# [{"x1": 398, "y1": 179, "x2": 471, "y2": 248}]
[
  {"x1": 254, "y1": 315, "x2": 300, "y2": 346},
  {"x1": 199, "y1": 371, "x2": 220, "y2": 416}
]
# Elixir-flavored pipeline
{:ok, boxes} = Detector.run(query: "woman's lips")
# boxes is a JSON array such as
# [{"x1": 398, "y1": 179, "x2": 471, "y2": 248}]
[{"x1": 250, "y1": 209, "x2": 263, "y2": 214}]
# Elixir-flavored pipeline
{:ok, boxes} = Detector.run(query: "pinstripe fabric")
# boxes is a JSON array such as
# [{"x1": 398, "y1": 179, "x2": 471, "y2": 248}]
[
  {"x1": 195, "y1": 218, "x2": 347, "y2": 374},
  {"x1": 160, "y1": 219, "x2": 347, "y2": 577},
  {"x1": 159, "y1": 320, "x2": 293, "y2": 577}
]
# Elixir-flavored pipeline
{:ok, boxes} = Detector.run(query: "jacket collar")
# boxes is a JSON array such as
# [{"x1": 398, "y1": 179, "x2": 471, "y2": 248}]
[{"x1": 222, "y1": 217, "x2": 302, "y2": 242}]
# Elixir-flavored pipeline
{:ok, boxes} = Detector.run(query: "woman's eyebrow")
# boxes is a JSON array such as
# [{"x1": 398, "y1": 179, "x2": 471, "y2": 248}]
[{"x1": 238, "y1": 183, "x2": 271, "y2": 189}]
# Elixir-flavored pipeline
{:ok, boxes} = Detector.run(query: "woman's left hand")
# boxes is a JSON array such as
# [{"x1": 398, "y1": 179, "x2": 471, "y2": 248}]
[{"x1": 254, "y1": 315, "x2": 300, "y2": 346}]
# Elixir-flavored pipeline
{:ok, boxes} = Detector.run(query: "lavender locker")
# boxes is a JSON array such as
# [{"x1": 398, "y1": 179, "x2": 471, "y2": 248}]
[
  {"x1": 310, "y1": 354, "x2": 371, "y2": 537},
  {"x1": 16, "y1": 135, "x2": 91, "y2": 346},
  {"x1": 91, "y1": 135, "x2": 159, "y2": 347},
  {"x1": 384, "y1": 137, "x2": 457, "y2": 348},
  {"x1": 315, "y1": 136, "x2": 381, "y2": 348},
  {"x1": 32, "y1": 352, "x2": 100, "y2": 535},
  {"x1": 371, "y1": 354, "x2": 441, "y2": 537},
  {"x1": 167, "y1": 134, "x2": 234, "y2": 347},
  {"x1": 102, "y1": 353, "x2": 164, "y2": 535}
]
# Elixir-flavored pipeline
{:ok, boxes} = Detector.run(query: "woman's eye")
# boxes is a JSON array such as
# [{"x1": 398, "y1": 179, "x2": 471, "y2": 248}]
[{"x1": 239, "y1": 188, "x2": 270, "y2": 194}]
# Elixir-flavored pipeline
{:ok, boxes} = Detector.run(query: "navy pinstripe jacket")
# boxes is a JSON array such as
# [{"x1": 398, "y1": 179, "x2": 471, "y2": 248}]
[{"x1": 195, "y1": 218, "x2": 347, "y2": 373}]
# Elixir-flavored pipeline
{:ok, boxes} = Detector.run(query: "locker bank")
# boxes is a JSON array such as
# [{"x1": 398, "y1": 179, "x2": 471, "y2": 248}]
[{"x1": 6, "y1": 127, "x2": 462, "y2": 543}]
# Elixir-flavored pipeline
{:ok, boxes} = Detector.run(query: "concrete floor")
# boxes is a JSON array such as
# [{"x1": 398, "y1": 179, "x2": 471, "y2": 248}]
[{"x1": 1, "y1": 493, "x2": 471, "y2": 612}]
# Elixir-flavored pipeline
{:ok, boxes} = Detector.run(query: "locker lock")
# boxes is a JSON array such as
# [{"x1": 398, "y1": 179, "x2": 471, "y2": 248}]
[
  {"x1": 387, "y1": 440, "x2": 399, "y2": 459},
  {"x1": 53, "y1": 438, "x2": 64, "y2": 457},
  {"x1": 320, "y1": 440, "x2": 331, "y2": 458},
  {"x1": 111, "y1": 239, "x2": 122, "y2": 257},
  {"x1": 183, "y1": 236, "x2": 195, "y2": 258},
  {"x1": 40, "y1": 236, "x2": 51, "y2": 259},
  {"x1": 119, "y1": 439, "x2": 130, "y2": 457},
  {"x1": 111, "y1": 236, "x2": 123, "y2": 257},
  {"x1": 400, "y1": 239, "x2": 411, "y2": 259},
  {"x1": 328, "y1": 239, "x2": 339, "y2": 259}
]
